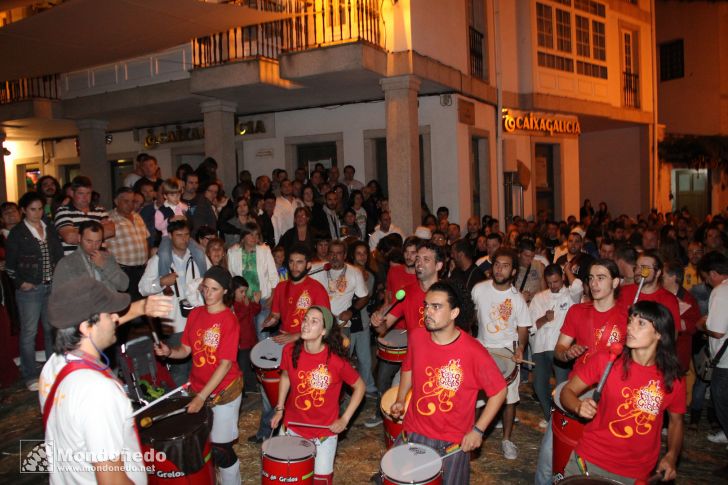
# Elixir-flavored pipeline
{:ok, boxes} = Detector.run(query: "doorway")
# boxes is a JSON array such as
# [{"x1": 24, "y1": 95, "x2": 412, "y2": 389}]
[
  {"x1": 672, "y1": 169, "x2": 709, "y2": 220},
  {"x1": 296, "y1": 142, "x2": 337, "y2": 176},
  {"x1": 535, "y1": 143, "x2": 556, "y2": 220}
]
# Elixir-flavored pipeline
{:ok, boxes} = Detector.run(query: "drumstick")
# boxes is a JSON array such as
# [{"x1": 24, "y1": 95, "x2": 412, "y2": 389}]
[
  {"x1": 139, "y1": 407, "x2": 187, "y2": 428},
  {"x1": 488, "y1": 350, "x2": 536, "y2": 367},
  {"x1": 382, "y1": 290, "x2": 406, "y2": 317},
  {"x1": 633, "y1": 266, "x2": 650, "y2": 304},
  {"x1": 131, "y1": 382, "x2": 190, "y2": 417},
  {"x1": 287, "y1": 421, "x2": 346, "y2": 430},
  {"x1": 593, "y1": 343, "x2": 624, "y2": 403},
  {"x1": 401, "y1": 447, "x2": 462, "y2": 477}
]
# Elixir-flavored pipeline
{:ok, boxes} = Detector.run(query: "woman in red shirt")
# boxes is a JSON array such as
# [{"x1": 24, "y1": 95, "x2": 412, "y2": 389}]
[
  {"x1": 155, "y1": 266, "x2": 243, "y2": 485},
  {"x1": 560, "y1": 301, "x2": 685, "y2": 484},
  {"x1": 270, "y1": 305, "x2": 365, "y2": 485}
]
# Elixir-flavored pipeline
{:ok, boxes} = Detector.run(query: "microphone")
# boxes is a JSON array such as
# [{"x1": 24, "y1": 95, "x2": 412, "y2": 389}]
[
  {"x1": 308, "y1": 263, "x2": 332, "y2": 276},
  {"x1": 593, "y1": 343, "x2": 624, "y2": 403},
  {"x1": 632, "y1": 266, "x2": 650, "y2": 304},
  {"x1": 382, "y1": 289, "x2": 406, "y2": 317}
]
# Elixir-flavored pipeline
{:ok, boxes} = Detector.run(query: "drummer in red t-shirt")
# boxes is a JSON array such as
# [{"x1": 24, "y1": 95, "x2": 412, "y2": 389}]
[
  {"x1": 271, "y1": 306, "x2": 365, "y2": 485},
  {"x1": 560, "y1": 301, "x2": 686, "y2": 483},
  {"x1": 263, "y1": 243, "x2": 331, "y2": 344},
  {"x1": 388, "y1": 280, "x2": 507, "y2": 485},
  {"x1": 155, "y1": 266, "x2": 244, "y2": 485},
  {"x1": 384, "y1": 236, "x2": 419, "y2": 307}
]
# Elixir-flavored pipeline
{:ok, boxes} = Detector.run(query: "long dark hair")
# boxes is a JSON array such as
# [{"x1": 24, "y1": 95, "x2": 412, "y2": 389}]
[
  {"x1": 427, "y1": 279, "x2": 475, "y2": 332},
  {"x1": 291, "y1": 307, "x2": 350, "y2": 369},
  {"x1": 621, "y1": 301, "x2": 682, "y2": 392}
]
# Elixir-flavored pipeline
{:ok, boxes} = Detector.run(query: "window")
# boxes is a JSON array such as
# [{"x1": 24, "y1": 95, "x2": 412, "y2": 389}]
[
  {"x1": 660, "y1": 39, "x2": 684, "y2": 81},
  {"x1": 575, "y1": 15, "x2": 590, "y2": 57},
  {"x1": 556, "y1": 9, "x2": 572, "y2": 52},
  {"x1": 537, "y1": 3, "x2": 554, "y2": 48},
  {"x1": 592, "y1": 20, "x2": 606, "y2": 61}
]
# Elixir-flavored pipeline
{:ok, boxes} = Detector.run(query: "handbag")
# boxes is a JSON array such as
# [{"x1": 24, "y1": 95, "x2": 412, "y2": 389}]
[{"x1": 696, "y1": 338, "x2": 728, "y2": 381}]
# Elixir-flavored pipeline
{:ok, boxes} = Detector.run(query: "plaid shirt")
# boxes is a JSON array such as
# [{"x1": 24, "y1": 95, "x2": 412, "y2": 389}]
[{"x1": 105, "y1": 209, "x2": 149, "y2": 266}]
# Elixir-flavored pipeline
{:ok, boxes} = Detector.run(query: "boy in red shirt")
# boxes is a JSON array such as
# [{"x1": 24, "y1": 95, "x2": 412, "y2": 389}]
[
  {"x1": 231, "y1": 276, "x2": 261, "y2": 395},
  {"x1": 388, "y1": 280, "x2": 507, "y2": 485}
]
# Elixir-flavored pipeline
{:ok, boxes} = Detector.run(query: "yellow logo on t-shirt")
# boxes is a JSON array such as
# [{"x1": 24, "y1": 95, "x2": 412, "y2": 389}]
[
  {"x1": 487, "y1": 299, "x2": 513, "y2": 333},
  {"x1": 295, "y1": 363, "x2": 331, "y2": 411},
  {"x1": 193, "y1": 323, "x2": 221, "y2": 367},
  {"x1": 416, "y1": 359, "x2": 463, "y2": 416},
  {"x1": 609, "y1": 379, "x2": 665, "y2": 439}
]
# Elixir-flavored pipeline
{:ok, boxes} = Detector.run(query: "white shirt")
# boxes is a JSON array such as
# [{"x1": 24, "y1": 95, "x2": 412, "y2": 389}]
[
  {"x1": 272, "y1": 196, "x2": 303, "y2": 244},
  {"x1": 707, "y1": 278, "x2": 728, "y2": 368},
  {"x1": 39, "y1": 354, "x2": 147, "y2": 485},
  {"x1": 528, "y1": 280, "x2": 583, "y2": 353},
  {"x1": 310, "y1": 263, "x2": 368, "y2": 324},
  {"x1": 472, "y1": 280, "x2": 532, "y2": 348},
  {"x1": 369, "y1": 224, "x2": 404, "y2": 251}
]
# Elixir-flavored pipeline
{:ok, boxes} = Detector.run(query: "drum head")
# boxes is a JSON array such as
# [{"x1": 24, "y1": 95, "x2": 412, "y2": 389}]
[
  {"x1": 553, "y1": 381, "x2": 595, "y2": 412},
  {"x1": 381, "y1": 329, "x2": 408, "y2": 348},
  {"x1": 137, "y1": 396, "x2": 211, "y2": 441},
  {"x1": 251, "y1": 338, "x2": 284, "y2": 369},
  {"x1": 559, "y1": 476, "x2": 625, "y2": 484},
  {"x1": 380, "y1": 386, "x2": 412, "y2": 417},
  {"x1": 489, "y1": 349, "x2": 518, "y2": 382},
  {"x1": 262, "y1": 436, "x2": 316, "y2": 461},
  {"x1": 380, "y1": 443, "x2": 442, "y2": 482}
]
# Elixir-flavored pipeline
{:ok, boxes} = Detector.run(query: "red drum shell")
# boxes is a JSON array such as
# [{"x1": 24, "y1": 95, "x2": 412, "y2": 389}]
[{"x1": 261, "y1": 436, "x2": 316, "y2": 485}]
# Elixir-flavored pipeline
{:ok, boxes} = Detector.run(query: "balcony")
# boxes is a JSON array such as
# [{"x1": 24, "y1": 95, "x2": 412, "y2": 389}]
[
  {"x1": 0, "y1": 74, "x2": 60, "y2": 105},
  {"x1": 469, "y1": 26, "x2": 485, "y2": 80},
  {"x1": 192, "y1": 0, "x2": 383, "y2": 68},
  {"x1": 623, "y1": 71, "x2": 640, "y2": 109}
]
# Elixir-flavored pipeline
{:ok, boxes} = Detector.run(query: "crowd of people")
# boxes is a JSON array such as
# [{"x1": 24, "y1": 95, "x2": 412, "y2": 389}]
[{"x1": 0, "y1": 152, "x2": 727, "y2": 484}]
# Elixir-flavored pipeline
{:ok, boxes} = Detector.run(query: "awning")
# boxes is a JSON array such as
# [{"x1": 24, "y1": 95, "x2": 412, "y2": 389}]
[{"x1": 0, "y1": 0, "x2": 289, "y2": 81}]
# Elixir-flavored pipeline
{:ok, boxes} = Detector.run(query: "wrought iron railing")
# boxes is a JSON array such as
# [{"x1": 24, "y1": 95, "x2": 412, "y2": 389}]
[
  {"x1": 623, "y1": 71, "x2": 640, "y2": 109},
  {"x1": 192, "y1": 0, "x2": 382, "y2": 68},
  {"x1": 0, "y1": 75, "x2": 60, "y2": 105},
  {"x1": 469, "y1": 26, "x2": 485, "y2": 80}
]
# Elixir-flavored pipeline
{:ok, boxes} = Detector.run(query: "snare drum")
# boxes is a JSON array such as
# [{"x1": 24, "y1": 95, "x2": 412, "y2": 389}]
[
  {"x1": 377, "y1": 329, "x2": 408, "y2": 363},
  {"x1": 552, "y1": 381, "x2": 595, "y2": 481},
  {"x1": 380, "y1": 443, "x2": 443, "y2": 485},
  {"x1": 136, "y1": 396, "x2": 214, "y2": 484},
  {"x1": 261, "y1": 435, "x2": 316, "y2": 484},
  {"x1": 379, "y1": 386, "x2": 413, "y2": 448},
  {"x1": 488, "y1": 348, "x2": 519, "y2": 384},
  {"x1": 251, "y1": 338, "x2": 285, "y2": 407}
]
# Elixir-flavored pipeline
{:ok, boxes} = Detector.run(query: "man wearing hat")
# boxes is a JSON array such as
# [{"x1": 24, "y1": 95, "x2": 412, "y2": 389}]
[{"x1": 38, "y1": 278, "x2": 172, "y2": 484}]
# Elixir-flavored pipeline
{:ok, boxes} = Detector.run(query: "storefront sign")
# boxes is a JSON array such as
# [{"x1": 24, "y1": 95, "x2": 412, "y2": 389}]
[
  {"x1": 502, "y1": 109, "x2": 581, "y2": 137},
  {"x1": 144, "y1": 124, "x2": 204, "y2": 148},
  {"x1": 236, "y1": 113, "x2": 275, "y2": 139}
]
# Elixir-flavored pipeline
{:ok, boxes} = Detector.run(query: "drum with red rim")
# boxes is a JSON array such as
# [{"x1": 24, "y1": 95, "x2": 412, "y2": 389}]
[
  {"x1": 552, "y1": 381, "x2": 595, "y2": 482},
  {"x1": 380, "y1": 443, "x2": 443, "y2": 485},
  {"x1": 136, "y1": 396, "x2": 214, "y2": 484},
  {"x1": 261, "y1": 436, "x2": 316, "y2": 485},
  {"x1": 377, "y1": 329, "x2": 408, "y2": 363},
  {"x1": 251, "y1": 338, "x2": 285, "y2": 407},
  {"x1": 487, "y1": 347, "x2": 519, "y2": 384},
  {"x1": 379, "y1": 386, "x2": 412, "y2": 448}
]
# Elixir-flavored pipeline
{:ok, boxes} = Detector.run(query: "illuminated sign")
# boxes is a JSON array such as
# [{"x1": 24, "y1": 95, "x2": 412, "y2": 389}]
[
  {"x1": 502, "y1": 109, "x2": 581, "y2": 136},
  {"x1": 144, "y1": 124, "x2": 204, "y2": 148}
]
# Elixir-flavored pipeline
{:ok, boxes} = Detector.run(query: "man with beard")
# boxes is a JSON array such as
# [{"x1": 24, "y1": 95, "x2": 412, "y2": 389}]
[
  {"x1": 471, "y1": 248, "x2": 532, "y2": 460},
  {"x1": 368, "y1": 240, "x2": 444, "y2": 427},
  {"x1": 321, "y1": 190, "x2": 341, "y2": 240},
  {"x1": 35, "y1": 175, "x2": 62, "y2": 220},
  {"x1": 555, "y1": 231, "x2": 594, "y2": 283},
  {"x1": 388, "y1": 280, "x2": 507, "y2": 484},
  {"x1": 617, "y1": 250, "x2": 681, "y2": 334},
  {"x1": 384, "y1": 236, "x2": 419, "y2": 305}
]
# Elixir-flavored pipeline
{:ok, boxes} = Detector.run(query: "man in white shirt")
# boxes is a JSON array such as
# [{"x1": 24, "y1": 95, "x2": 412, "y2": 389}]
[
  {"x1": 697, "y1": 251, "x2": 728, "y2": 456},
  {"x1": 342, "y1": 165, "x2": 364, "y2": 192},
  {"x1": 528, "y1": 263, "x2": 582, "y2": 424},
  {"x1": 271, "y1": 179, "x2": 303, "y2": 244},
  {"x1": 471, "y1": 248, "x2": 532, "y2": 460},
  {"x1": 139, "y1": 220, "x2": 204, "y2": 386},
  {"x1": 39, "y1": 278, "x2": 171, "y2": 485},
  {"x1": 368, "y1": 211, "x2": 404, "y2": 251}
]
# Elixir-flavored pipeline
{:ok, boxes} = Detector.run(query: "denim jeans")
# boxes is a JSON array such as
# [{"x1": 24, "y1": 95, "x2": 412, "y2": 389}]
[
  {"x1": 16, "y1": 284, "x2": 53, "y2": 382},
  {"x1": 255, "y1": 302, "x2": 272, "y2": 342},
  {"x1": 534, "y1": 419, "x2": 553, "y2": 485},
  {"x1": 712, "y1": 368, "x2": 728, "y2": 438},
  {"x1": 348, "y1": 328, "x2": 378, "y2": 394},
  {"x1": 533, "y1": 351, "x2": 571, "y2": 419}
]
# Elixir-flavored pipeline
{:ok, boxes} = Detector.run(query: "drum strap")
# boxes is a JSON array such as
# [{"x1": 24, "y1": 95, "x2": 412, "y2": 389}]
[
  {"x1": 518, "y1": 264, "x2": 531, "y2": 292},
  {"x1": 42, "y1": 360, "x2": 114, "y2": 429}
]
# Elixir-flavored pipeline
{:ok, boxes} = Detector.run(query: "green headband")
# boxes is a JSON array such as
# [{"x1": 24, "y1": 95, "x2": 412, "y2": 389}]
[{"x1": 309, "y1": 305, "x2": 334, "y2": 334}]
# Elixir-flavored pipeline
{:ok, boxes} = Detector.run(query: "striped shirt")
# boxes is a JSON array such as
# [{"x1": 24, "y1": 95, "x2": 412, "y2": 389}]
[
  {"x1": 54, "y1": 203, "x2": 109, "y2": 255},
  {"x1": 105, "y1": 210, "x2": 150, "y2": 266}
]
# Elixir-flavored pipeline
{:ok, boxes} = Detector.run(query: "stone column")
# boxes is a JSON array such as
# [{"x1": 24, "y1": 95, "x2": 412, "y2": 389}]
[
  {"x1": 0, "y1": 133, "x2": 7, "y2": 202},
  {"x1": 380, "y1": 75, "x2": 421, "y2": 234},
  {"x1": 201, "y1": 100, "x2": 237, "y2": 195},
  {"x1": 76, "y1": 119, "x2": 110, "y2": 208}
]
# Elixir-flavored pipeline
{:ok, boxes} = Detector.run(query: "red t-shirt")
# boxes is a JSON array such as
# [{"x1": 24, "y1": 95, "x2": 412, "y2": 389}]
[
  {"x1": 560, "y1": 303, "x2": 627, "y2": 371},
  {"x1": 402, "y1": 328, "x2": 507, "y2": 443},
  {"x1": 675, "y1": 288, "x2": 701, "y2": 372},
  {"x1": 575, "y1": 351, "x2": 686, "y2": 480},
  {"x1": 272, "y1": 277, "x2": 331, "y2": 334},
  {"x1": 386, "y1": 266, "x2": 418, "y2": 330},
  {"x1": 233, "y1": 300, "x2": 261, "y2": 350},
  {"x1": 280, "y1": 343, "x2": 360, "y2": 439},
  {"x1": 618, "y1": 284, "x2": 681, "y2": 334},
  {"x1": 389, "y1": 282, "x2": 426, "y2": 332},
  {"x1": 182, "y1": 306, "x2": 242, "y2": 395}
]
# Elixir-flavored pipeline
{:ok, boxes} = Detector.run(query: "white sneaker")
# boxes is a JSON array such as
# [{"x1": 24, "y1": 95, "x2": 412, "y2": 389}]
[
  {"x1": 708, "y1": 430, "x2": 728, "y2": 444},
  {"x1": 364, "y1": 415, "x2": 383, "y2": 428},
  {"x1": 502, "y1": 439, "x2": 518, "y2": 460},
  {"x1": 539, "y1": 419, "x2": 548, "y2": 429},
  {"x1": 26, "y1": 380, "x2": 39, "y2": 392},
  {"x1": 494, "y1": 419, "x2": 503, "y2": 429}
]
